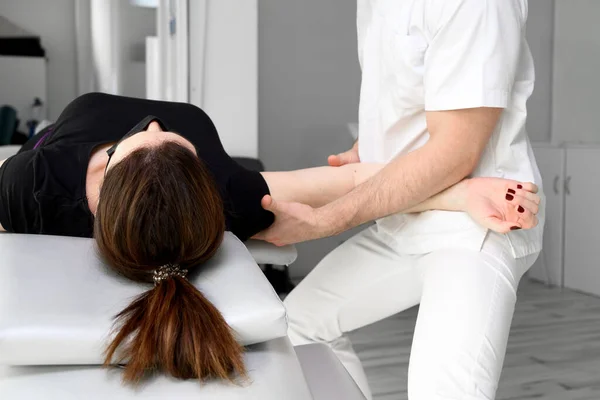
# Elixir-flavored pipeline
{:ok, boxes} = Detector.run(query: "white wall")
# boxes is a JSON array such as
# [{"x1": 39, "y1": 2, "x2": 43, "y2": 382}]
[
  {"x1": 258, "y1": 0, "x2": 363, "y2": 277},
  {"x1": 526, "y1": 0, "x2": 554, "y2": 143},
  {"x1": 552, "y1": 0, "x2": 600, "y2": 144},
  {"x1": 0, "y1": 56, "x2": 47, "y2": 132},
  {"x1": 190, "y1": 0, "x2": 258, "y2": 158},
  {"x1": 0, "y1": 0, "x2": 77, "y2": 122}
]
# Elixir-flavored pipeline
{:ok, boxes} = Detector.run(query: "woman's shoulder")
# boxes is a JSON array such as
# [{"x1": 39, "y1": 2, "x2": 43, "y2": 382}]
[
  {"x1": 0, "y1": 145, "x2": 93, "y2": 235},
  {"x1": 0, "y1": 144, "x2": 90, "y2": 202},
  {"x1": 224, "y1": 167, "x2": 274, "y2": 241}
]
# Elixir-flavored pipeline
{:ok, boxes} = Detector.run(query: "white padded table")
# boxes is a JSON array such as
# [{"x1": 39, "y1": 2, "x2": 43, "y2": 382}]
[
  {"x1": 0, "y1": 232, "x2": 365, "y2": 399},
  {"x1": 0, "y1": 338, "x2": 314, "y2": 400}
]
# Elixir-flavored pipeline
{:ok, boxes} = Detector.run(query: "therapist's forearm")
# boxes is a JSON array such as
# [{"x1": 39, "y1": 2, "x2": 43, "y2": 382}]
[
  {"x1": 321, "y1": 141, "x2": 476, "y2": 234},
  {"x1": 352, "y1": 162, "x2": 468, "y2": 213}
]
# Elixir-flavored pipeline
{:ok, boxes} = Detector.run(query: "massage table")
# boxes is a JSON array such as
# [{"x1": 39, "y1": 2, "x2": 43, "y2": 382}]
[{"x1": 0, "y1": 232, "x2": 366, "y2": 399}]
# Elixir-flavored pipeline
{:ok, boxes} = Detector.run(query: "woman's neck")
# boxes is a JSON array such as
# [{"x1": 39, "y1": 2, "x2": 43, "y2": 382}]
[{"x1": 86, "y1": 143, "x2": 113, "y2": 215}]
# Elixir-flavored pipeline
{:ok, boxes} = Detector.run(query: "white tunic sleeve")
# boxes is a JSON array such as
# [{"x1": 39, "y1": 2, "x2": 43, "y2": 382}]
[{"x1": 423, "y1": 0, "x2": 527, "y2": 111}]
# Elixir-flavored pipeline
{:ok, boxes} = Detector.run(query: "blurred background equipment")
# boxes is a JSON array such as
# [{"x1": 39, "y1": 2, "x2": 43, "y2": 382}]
[{"x1": 0, "y1": 15, "x2": 47, "y2": 143}]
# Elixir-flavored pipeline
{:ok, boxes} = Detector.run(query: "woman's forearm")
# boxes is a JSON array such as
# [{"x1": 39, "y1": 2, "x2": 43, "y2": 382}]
[
  {"x1": 401, "y1": 180, "x2": 468, "y2": 213},
  {"x1": 261, "y1": 163, "x2": 383, "y2": 208}
]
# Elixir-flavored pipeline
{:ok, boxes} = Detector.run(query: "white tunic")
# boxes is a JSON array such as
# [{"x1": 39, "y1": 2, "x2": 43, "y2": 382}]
[{"x1": 357, "y1": 0, "x2": 544, "y2": 257}]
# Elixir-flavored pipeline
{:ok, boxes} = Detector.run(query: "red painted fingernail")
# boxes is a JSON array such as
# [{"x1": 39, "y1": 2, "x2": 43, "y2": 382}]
[
  {"x1": 506, "y1": 194, "x2": 514, "y2": 201},
  {"x1": 511, "y1": 226, "x2": 521, "y2": 230},
  {"x1": 508, "y1": 189, "x2": 516, "y2": 194},
  {"x1": 518, "y1": 206, "x2": 524, "y2": 213},
  {"x1": 517, "y1": 184, "x2": 523, "y2": 189}
]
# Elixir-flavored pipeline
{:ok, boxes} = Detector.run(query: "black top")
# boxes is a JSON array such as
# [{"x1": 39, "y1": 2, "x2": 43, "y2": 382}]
[{"x1": 0, "y1": 93, "x2": 274, "y2": 241}]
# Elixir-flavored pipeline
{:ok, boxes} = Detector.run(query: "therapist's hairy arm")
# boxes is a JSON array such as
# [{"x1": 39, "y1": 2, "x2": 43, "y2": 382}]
[{"x1": 322, "y1": 107, "x2": 502, "y2": 233}]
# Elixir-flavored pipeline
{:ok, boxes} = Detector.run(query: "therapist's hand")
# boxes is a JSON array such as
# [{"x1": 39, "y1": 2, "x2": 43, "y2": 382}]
[
  {"x1": 462, "y1": 178, "x2": 541, "y2": 234},
  {"x1": 251, "y1": 195, "x2": 333, "y2": 246},
  {"x1": 328, "y1": 140, "x2": 360, "y2": 167}
]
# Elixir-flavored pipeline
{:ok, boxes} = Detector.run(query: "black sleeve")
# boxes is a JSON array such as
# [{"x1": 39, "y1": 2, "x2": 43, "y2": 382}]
[
  {"x1": 0, "y1": 150, "x2": 39, "y2": 233},
  {"x1": 224, "y1": 169, "x2": 275, "y2": 241}
]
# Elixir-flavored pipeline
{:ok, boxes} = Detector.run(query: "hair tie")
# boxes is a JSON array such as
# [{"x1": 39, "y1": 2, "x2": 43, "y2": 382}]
[{"x1": 153, "y1": 264, "x2": 188, "y2": 286}]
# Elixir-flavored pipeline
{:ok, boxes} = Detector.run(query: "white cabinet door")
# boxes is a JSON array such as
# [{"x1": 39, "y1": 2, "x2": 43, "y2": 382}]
[
  {"x1": 563, "y1": 147, "x2": 600, "y2": 295},
  {"x1": 528, "y1": 145, "x2": 565, "y2": 286}
]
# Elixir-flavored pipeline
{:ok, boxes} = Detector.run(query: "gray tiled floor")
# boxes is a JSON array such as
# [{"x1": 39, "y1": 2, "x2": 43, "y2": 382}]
[{"x1": 348, "y1": 279, "x2": 600, "y2": 400}]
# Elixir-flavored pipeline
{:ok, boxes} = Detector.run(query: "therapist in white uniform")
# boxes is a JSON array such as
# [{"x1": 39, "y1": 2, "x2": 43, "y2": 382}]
[{"x1": 255, "y1": 0, "x2": 544, "y2": 399}]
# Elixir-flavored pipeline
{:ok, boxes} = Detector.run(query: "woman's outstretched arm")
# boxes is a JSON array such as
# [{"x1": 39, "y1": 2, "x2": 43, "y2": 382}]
[
  {"x1": 261, "y1": 164, "x2": 539, "y2": 229},
  {"x1": 259, "y1": 164, "x2": 539, "y2": 241},
  {"x1": 260, "y1": 163, "x2": 382, "y2": 208},
  {"x1": 261, "y1": 163, "x2": 465, "y2": 212}
]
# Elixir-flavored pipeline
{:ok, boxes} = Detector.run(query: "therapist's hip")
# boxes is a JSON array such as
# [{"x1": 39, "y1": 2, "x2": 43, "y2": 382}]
[{"x1": 375, "y1": 209, "x2": 543, "y2": 259}]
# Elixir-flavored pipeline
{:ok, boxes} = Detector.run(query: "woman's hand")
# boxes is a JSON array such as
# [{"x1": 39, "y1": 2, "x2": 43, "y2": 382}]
[
  {"x1": 328, "y1": 141, "x2": 360, "y2": 166},
  {"x1": 460, "y1": 177, "x2": 541, "y2": 233}
]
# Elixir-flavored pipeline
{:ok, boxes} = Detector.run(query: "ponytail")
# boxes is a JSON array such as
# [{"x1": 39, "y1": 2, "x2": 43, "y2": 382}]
[
  {"x1": 104, "y1": 277, "x2": 246, "y2": 383},
  {"x1": 95, "y1": 141, "x2": 236, "y2": 383}
]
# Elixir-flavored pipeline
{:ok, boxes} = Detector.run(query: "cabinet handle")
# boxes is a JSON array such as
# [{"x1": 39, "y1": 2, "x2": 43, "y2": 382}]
[
  {"x1": 553, "y1": 176, "x2": 560, "y2": 194},
  {"x1": 565, "y1": 176, "x2": 571, "y2": 195}
]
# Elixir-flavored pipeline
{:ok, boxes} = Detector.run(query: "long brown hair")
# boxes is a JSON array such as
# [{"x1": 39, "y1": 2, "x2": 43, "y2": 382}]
[{"x1": 94, "y1": 141, "x2": 245, "y2": 383}]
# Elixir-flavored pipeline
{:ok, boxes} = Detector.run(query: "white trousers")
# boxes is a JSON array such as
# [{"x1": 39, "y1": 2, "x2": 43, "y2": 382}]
[{"x1": 284, "y1": 226, "x2": 539, "y2": 400}]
